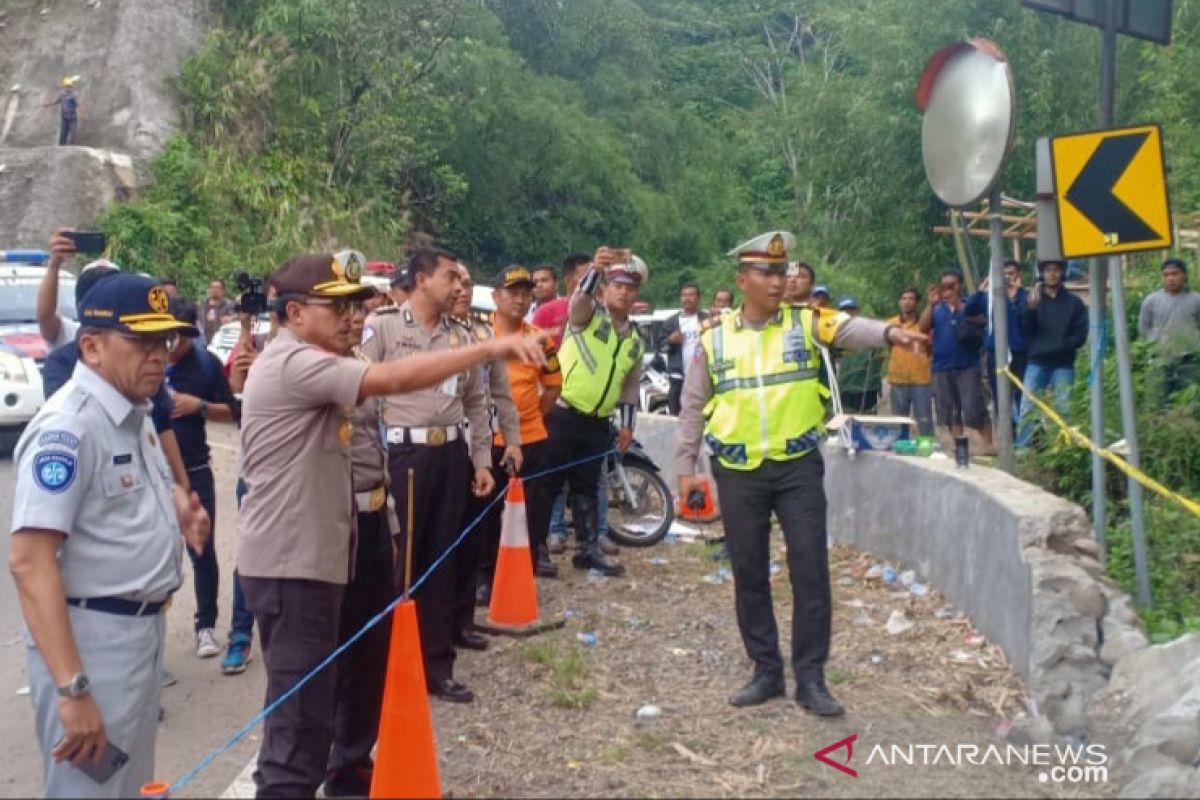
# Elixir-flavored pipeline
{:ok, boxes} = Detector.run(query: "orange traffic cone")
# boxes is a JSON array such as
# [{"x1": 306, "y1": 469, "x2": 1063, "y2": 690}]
[
  {"x1": 369, "y1": 599, "x2": 441, "y2": 799},
  {"x1": 477, "y1": 478, "x2": 566, "y2": 637}
]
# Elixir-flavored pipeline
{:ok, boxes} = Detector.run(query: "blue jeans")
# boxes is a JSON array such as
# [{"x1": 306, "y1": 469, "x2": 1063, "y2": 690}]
[
  {"x1": 229, "y1": 478, "x2": 254, "y2": 639},
  {"x1": 1015, "y1": 364, "x2": 1074, "y2": 447},
  {"x1": 548, "y1": 458, "x2": 609, "y2": 538},
  {"x1": 889, "y1": 383, "x2": 934, "y2": 437}
]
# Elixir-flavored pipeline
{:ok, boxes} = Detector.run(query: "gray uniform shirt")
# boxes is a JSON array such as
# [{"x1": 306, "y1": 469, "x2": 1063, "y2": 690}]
[
  {"x1": 349, "y1": 348, "x2": 387, "y2": 492},
  {"x1": 1138, "y1": 288, "x2": 1200, "y2": 360},
  {"x1": 360, "y1": 302, "x2": 492, "y2": 471},
  {"x1": 10, "y1": 363, "x2": 183, "y2": 601},
  {"x1": 675, "y1": 308, "x2": 891, "y2": 477},
  {"x1": 458, "y1": 317, "x2": 521, "y2": 447}
]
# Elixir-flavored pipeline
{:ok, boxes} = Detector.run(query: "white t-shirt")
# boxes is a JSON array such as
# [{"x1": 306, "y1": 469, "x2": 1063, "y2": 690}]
[
  {"x1": 679, "y1": 314, "x2": 702, "y2": 373},
  {"x1": 50, "y1": 317, "x2": 80, "y2": 348}
]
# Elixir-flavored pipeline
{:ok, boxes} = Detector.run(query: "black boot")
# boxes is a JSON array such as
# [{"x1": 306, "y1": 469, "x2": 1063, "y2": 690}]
[
  {"x1": 569, "y1": 495, "x2": 624, "y2": 577},
  {"x1": 729, "y1": 673, "x2": 786, "y2": 707},
  {"x1": 534, "y1": 544, "x2": 558, "y2": 578},
  {"x1": 796, "y1": 678, "x2": 845, "y2": 716}
]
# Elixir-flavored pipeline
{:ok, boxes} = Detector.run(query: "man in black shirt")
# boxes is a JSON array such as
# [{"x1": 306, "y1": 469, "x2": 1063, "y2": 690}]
[{"x1": 165, "y1": 297, "x2": 241, "y2": 659}]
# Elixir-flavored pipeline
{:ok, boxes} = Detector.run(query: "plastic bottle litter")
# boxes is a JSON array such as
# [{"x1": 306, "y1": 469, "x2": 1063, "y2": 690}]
[
  {"x1": 838, "y1": 576, "x2": 856, "y2": 587},
  {"x1": 864, "y1": 565, "x2": 884, "y2": 581},
  {"x1": 881, "y1": 566, "x2": 898, "y2": 584},
  {"x1": 898, "y1": 569, "x2": 916, "y2": 587},
  {"x1": 576, "y1": 632, "x2": 599, "y2": 647},
  {"x1": 649, "y1": 558, "x2": 669, "y2": 566},
  {"x1": 908, "y1": 581, "x2": 929, "y2": 597},
  {"x1": 885, "y1": 609, "x2": 914, "y2": 635},
  {"x1": 636, "y1": 704, "x2": 662, "y2": 720}
]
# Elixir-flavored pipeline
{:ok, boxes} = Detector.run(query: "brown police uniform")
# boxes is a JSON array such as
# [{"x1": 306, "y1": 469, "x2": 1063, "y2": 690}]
[
  {"x1": 326, "y1": 341, "x2": 395, "y2": 787},
  {"x1": 237, "y1": 255, "x2": 374, "y2": 798},
  {"x1": 359, "y1": 300, "x2": 491, "y2": 696}
]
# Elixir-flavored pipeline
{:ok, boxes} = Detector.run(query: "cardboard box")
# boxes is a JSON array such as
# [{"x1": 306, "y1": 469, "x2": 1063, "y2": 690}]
[{"x1": 846, "y1": 415, "x2": 917, "y2": 452}]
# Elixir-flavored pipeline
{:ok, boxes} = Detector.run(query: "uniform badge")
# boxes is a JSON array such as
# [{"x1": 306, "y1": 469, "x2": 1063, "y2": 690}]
[
  {"x1": 148, "y1": 286, "x2": 169, "y2": 314},
  {"x1": 783, "y1": 329, "x2": 809, "y2": 364},
  {"x1": 338, "y1": 419, "x2": 353, "y2": 448},
  {"x1": 38, "y1": 430, "x2": 79, "y2": 450},
  {"x1": 120, "y1": 474, "x2": 134, "y2": 489},
  {"x1": 33, "y1": 452, "x2": 77, "y2": 494}
]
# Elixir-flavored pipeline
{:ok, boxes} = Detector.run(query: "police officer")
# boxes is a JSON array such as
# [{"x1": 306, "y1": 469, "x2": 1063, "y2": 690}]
[
  {"x1": 359, "y1": 247, "x2": 502, "y2": 704},
  {"x1": 545, "y1": 247, "x2": 646, "y2": 578},
  {"x1": 9, "y1": 274, "x2": 209, "y2": 798},
  {"x1": 324, "y1": 283, "x2": 394, "y2": 798},
  {"x1": 449, "y1": 263, "x2": 523, "y2": 634},
  {"x1": 675, "y1": 232, "x2": 925, "y2": 714},
  {"x1": 238, "y1": 253, "x2": 541, "y2": 796}
]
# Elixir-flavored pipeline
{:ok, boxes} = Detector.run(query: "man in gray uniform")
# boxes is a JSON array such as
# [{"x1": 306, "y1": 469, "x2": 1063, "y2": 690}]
[{"x1": 9, "y1": 274, "x2": 210, "y2": 798}]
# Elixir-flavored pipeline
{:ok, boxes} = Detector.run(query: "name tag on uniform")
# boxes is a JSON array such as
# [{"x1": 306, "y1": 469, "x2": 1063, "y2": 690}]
[
  {"x1": 783, "y1": 329, "x2": 809, "y2": 364},
  {"x1": 112, "y1": 453, "x2": 133, "y2": 465},
  {"x1": 439, "y1": 374, "x2": 459, "y2": 396}
]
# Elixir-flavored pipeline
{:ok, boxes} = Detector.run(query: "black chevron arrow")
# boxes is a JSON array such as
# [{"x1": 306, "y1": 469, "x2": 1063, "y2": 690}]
[{"x1": 1065, "y1": 132, "x2": 1162, "y2": 246}]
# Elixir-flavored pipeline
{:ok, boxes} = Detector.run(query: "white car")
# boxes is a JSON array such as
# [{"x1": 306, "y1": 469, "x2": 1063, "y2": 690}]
[
  {"x1": 207, "y1": 315, "x2": 273, "y2": 367},
  {"x1": 0, "y1": 260, "x2": 76, "y2": 455}
]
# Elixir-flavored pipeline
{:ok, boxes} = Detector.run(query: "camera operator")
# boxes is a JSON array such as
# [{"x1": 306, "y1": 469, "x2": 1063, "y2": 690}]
[{"x1": 237, "y1": 252, "x2": 543, "y2": 797}]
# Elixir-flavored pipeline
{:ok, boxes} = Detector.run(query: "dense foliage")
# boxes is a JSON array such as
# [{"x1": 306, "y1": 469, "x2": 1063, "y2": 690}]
[{"x1": 100, "y1": 0, "x2": 1200, "y2": 304}]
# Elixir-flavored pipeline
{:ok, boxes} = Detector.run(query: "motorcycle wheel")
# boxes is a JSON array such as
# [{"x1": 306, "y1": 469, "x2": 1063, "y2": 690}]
[{"x1": 606, "y1": 460, "x2": 674, "y2": 547}]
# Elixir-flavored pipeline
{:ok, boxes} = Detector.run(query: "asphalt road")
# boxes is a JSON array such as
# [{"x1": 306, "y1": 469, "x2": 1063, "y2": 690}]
[{"x1": 0, "y1": 422, "x2": 261, "y2": 798}]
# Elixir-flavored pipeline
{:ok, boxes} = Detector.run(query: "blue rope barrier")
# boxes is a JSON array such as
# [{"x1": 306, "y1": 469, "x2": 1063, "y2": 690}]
[{"x1": 169, "y1": 448, "x2": 615, "y2": 795}]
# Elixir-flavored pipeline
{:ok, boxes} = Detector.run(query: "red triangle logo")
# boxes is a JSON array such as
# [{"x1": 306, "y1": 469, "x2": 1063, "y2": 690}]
[{"x1": 814, "y1": 733, "x2": 858, "y2": 778}]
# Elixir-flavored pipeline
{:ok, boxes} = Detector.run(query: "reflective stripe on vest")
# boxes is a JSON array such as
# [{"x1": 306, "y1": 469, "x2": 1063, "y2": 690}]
[
  {"x1": 559, "y1": 312, "x2": 642, "y2": 417},
  {"x1": 701, "y1": 305, "x2": 826, "y2": 471}
]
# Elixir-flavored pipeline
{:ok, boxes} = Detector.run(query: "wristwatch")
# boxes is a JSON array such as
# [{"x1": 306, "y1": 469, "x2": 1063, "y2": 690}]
[
  {"x1": 56, "y1": 672, "x2": 90, "y2": 698},
  {"x1": 198, "y1": 400, "x2": 209, "y2": 419}
]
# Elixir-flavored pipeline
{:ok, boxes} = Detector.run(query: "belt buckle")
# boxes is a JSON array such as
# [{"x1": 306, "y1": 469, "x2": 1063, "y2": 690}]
[{"x1": 427, "y1": 427, "x2": 447, "y2": 446}]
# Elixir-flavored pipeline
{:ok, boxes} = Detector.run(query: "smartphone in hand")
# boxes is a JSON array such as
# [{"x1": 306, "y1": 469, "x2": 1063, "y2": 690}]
[
  {"x1": 65, "y1": 231, "x2": 107, "y2": 255},
  {"x1": 69, "y1": 739, "x2": 129, "y2": 785}
]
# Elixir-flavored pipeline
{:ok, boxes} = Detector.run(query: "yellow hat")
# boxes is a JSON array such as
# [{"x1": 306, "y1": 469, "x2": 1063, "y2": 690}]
[{"x1": 61, "y1": 77, "x2": 75, "y2": 88}]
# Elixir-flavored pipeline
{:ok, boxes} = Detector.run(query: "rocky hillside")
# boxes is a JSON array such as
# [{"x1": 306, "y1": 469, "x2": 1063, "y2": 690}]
[{"x1": 0, "y1": 0, "x2": 205, "y2": 248}]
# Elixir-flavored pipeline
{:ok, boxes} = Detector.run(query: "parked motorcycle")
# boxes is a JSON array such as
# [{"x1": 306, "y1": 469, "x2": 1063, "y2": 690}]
[
  {"x1": 606, "y1": 437, "x2": 674, "y2": 547},
  {"x1": 639, "y1": 353, "x2": 670, "y2": 415}
]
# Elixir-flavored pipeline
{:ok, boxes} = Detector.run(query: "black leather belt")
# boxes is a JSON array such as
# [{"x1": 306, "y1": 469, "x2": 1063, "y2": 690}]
[{"x1": 67, "y1": 597, "x2": 166, "y2": 616}]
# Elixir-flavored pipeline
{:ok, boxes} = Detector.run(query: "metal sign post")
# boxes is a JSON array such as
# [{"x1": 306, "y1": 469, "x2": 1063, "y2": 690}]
[{"x1": 916, "y1": 39, "x2": 1017, "y2": 470}]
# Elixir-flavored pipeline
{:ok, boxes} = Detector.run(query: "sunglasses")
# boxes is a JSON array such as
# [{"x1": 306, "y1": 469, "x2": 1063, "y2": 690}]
[
  {"x1": 115, "y1": 331, "x2": 180, "y2": 354},
  {"x1": 303, "y1": 297, "x2": 364, "y2": 316}
]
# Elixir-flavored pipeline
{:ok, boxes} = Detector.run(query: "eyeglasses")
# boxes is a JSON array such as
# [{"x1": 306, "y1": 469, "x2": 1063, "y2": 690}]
[
  {"x1": 115, "y1": 331, "x2": 180, "y2": 354},
  {"x1": 303, "y1": 297, "x2": 364, "y2": 316}
]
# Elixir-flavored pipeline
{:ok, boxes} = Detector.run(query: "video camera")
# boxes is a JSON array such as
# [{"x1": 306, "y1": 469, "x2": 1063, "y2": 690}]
[{"x1": 233, "y1": 269, "x2": 268, "y2": 315}]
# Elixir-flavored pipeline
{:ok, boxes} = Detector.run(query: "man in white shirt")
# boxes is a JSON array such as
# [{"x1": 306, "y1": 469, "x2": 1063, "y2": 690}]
[{"x1": 661, "y1": 282, "x2": 708, "y2": 416}]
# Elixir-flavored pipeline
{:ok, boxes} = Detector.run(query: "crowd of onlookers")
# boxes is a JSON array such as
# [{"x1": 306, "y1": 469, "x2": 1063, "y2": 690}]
[{"x1": 656, "y1": 256, "x2": 1200, "y2": 452}]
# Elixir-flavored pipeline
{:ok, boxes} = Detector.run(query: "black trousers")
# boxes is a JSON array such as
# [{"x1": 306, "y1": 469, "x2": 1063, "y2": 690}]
[
  {"x1": 668, "y1": 377, "x2": 684, "y2": 416},
  {"x1": 242, "y1": 576, "x2": 344, "y2": 799},
  {"x1": 388, "y1": 439, "x2": 471, "y2": 684},
  {"x1": 475, "y1": 439, "x2": 553, "y2": 590},
  {"x1": 544, "y1": 405, "x2": 611, "y2": 506},
  {"x1": 186, "y1": 465, "x2": 219, "y2": 631},
  {"x1": 329, "y1": 505, "x2": 394, "y2": 774},
  {"x1": 711, "y1": 453, "x2": 831, "y2": 683}
]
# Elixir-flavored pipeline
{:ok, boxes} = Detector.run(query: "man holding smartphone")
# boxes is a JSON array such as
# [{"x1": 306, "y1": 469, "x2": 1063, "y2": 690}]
[{"x1": 9, "y1": 274, "x2": 210, "y2": 798}]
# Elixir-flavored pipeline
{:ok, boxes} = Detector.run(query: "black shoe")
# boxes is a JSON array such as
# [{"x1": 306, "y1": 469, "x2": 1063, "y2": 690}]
[
  {"x1": 428, "y1": 677, "x2": 474, "y2": 703},
  {"x1": 453, "y1": 629, "x2": 489, "y2": 651},
  {"x1": 475, "y1": 581, "x2": 491, "y2": 607},
  {"x1": 796, "y1": 680, "x2": 845, "y2": 716},
  {"x1": 729, "y1": 674, "x2": 786, "y2": 707},
  {"x1": 322, "y1": 764, "x2": 373, "y2": 798},
  {"x1": 572, "y1": 548, "x2": 626, "y2": 577},
  {"x1": 534, "y1": 547, "x2": 559, "y2": 578}
]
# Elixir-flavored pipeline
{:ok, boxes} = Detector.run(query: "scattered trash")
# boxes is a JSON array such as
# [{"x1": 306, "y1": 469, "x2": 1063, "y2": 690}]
[
  {"x1": 908, "y1": 581, "x2": 929, "y2": 597},
  {"x1": 949, "y1": 650, "x2": 975, "y2": 664},
  {"x1": 649, "y1": 558, "x2": 669, "y2": 566},
  {"x1": 669, "y1": 647, "x2": 693, "y2": 657},
  {"x1": 889, "y1": 590, "x2": 910, "y2": 600},
  {"x1": 626, "y1": 618, "x2": 649, "y2": 630},
  {"x1": 576, "y1": 632, "x2": 598, "y2": 647},
  {"x1": 853, "y1": 611, "x2": 874, "y2": 627},
  {"x1": 964, "y1": 630, "x2": 987, "y2": 647},
  {"x1": 636, "y1": 704, "x2": 662, "y2": 721},
  {"x1": 934, "y1": 605, "x2": 957, "y2": 619},
  {"x1": 869, "y1": 651, "x2": 887, "y2": 666},
  {"x1": 864, "y1": 565, "x2": 884, "y2": 581},
  {"x1": 898, "y1": 569, "x2": 916, "y2": 587},
  {"x1": 563, "y1": 609, "x2": 581, "y2": 619},
  {"x1": 838, "y1": 576, "x2": 856, "y2": 587},
  {"x1": 885, "y1": 609, "x2": 914, "y2": 635},
  {"x1": 702, "y1": 567, "x2": 733, "y2": 585},
  {"x1": 768, "y1": 562, "x2": 781, "y2": 577},
  {"x1": 845, "y1": 598, "x2": 868, "y2": 609},
  {"x1": 882, "y1": 566, "x2": 898, "y2": 584},
  {"x1": 15, "y1": 685, "x2": 29, "y2": 696}
]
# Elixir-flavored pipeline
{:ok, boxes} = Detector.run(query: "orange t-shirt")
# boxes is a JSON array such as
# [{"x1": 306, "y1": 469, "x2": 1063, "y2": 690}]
[
  {"x1": 886, "y1": 316, "x2": 932, "y2": 385},
  {"x1": 492, "y1": 319, "x2": 562, "y2": 446}
]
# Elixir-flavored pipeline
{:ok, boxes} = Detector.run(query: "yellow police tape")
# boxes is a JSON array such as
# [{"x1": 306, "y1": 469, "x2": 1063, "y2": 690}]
[{"x1": 1002, "y1": 367, "x2": 1200, "y2": 520}]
